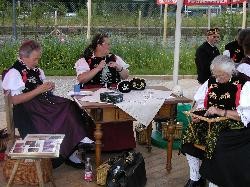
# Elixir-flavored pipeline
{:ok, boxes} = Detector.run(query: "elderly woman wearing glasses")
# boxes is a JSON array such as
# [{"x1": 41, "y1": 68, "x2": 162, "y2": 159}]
[
  {"x1": 199, "y1": 29, "x2": 250, "y2": 187},
  {"x1": 181, "y1": 55, "x2": 249, "y2": 187},
  {"x1": 74, "y1": 33, "x2": 135, "y2": 151}
]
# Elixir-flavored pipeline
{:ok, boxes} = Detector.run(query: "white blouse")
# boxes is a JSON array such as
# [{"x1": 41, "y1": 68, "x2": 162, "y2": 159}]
[
  {"x1": 237, "y1": 63, "x2": 250, "y2": 78},
  {"x1": 74, "y1": 55, "x2": 129, "y2": 76},
  {"x1": 2, "y1": 68, "x2": 45, "y2": 96},
  {"x1": 194, "y1": 80, "x2": 250, "y2": 127}
]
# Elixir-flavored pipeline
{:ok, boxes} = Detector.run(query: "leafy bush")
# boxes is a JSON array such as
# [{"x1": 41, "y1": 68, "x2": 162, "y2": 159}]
[{"x1": 0, "y1": 35, "x2": 218, "y2": 76}]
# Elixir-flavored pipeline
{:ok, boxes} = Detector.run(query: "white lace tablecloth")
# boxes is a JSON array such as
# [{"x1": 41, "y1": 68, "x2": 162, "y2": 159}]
[{"x1": 80, "y1": 88, "x2": 172, "y2": 127}]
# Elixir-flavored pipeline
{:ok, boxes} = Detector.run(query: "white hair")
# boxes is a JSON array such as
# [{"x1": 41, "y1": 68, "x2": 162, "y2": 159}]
[{"x1": 210, "y1": 55, "x2": 236, "y2": 76}]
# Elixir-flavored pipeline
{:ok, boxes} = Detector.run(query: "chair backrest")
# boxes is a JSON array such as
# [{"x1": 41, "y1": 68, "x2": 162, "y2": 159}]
[{"x1": 2, "y1": 69, "x2": 15, "y2": 144}]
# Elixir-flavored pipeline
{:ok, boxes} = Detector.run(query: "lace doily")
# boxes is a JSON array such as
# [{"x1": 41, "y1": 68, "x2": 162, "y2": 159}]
[{"x1": 115, "y1": 89, "x2": 171, "y2": 126}]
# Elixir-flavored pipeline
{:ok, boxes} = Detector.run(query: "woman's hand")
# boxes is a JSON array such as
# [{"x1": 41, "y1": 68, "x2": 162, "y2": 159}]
[
  {"x1": 37, "y1": 82, "x2": 55, "y2": 94},
  {"x1": 192, "y1": 116, "x2": 200, "y2": 123},
  {"x1": 205, "y1": 106, "x2": 224, "y2": 117},
  {"x1": 96, "y1": 60, "x2": 106, "y2": 71},
  {"x1": 108, "y1": 61, "x2": 122, "y2": 71}
]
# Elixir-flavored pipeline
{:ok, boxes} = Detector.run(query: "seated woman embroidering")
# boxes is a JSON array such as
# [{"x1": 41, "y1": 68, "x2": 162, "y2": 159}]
[
  {"x1": 181, "y1": 55, "x2": 249, "y2": 187},
  {"x1": 199, "y1": 29, "x2": 250, "y2": 187},
  {"x1": 74, "y1": 33, "x2": 135, "y2": 151},
  {"x1": 2, "y1": 40, "x2": 94, "y2": 169}
]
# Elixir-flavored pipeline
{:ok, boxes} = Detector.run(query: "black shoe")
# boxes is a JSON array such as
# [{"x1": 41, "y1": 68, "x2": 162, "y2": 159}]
[
  {"x1": 184, "y1": 178, "x2": 206, "y2": 187},
  {"x1": 65, "y1": 158, "x2": 85, "y2": 169}
]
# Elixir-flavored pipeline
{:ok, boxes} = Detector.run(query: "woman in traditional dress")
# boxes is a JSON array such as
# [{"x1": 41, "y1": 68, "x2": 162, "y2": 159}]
[
  {"x1": 2, "y1": 40, "x2": 93, "y2": 168},
  {"x1": 75, "y1": 33, "x2": 135, "y2": 151},
  {"x1": 199, "y1": 29, "x2": 250, "y2": 187},
  {"x1": 236, "y1": 29, "x2": 250, "y2": 80},
  {"x1": 181, "y1": 55, "x2": 247, "y2": 187}
]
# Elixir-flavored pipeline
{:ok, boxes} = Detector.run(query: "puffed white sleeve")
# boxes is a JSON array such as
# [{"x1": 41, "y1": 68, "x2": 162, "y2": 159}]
[
  {"x1": 237, "y1": 63, "x2": 250, "y2": 78},
  {"x1": 237, "y1": 81, "x2": 250, "y2": 127},
  {"x1": 222, "y1": 50, "x2": 230, "y2": 57},
  {"x1": 38, "y1": 68, "x2": 46, "y2": 81},
  {"x1": 115, "y1": 55, "x2": 129, "y2": 69},
  {"x1": 193, "y1": 80, "x2": 208, "y2": 109},
  {"x1": 2, "y1": 68, "x2": 25, "y2": 96},
  {"x1": 74, "y1": 58, "x2": 90, "y2": 76}
]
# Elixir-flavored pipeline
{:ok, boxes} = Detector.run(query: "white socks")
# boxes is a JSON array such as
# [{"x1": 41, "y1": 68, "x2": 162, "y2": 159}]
[
  {"x1": 209, "y1": 182, "x2": 219, "y2": 187},
  {"x1": 186, "y1": 153, "x2": 202, "y2": 181},
  {"x1": 69, "y1": 150, "x2": 82, "y2": 163},
  {"x1": 80, "y1": 137, "x2": 94, "y2": 144},
  {"x1": 69, "y1": 137, "x2": 94, "y2": 164}
]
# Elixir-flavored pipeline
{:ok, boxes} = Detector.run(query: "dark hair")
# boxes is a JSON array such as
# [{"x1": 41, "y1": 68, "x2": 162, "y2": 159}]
[
  {"x1": 207, "y1": 28, "x2": 220, "y2": 36},
  {"x1": 83, "y1": 33, "x2": 109, "y2": 60},
  {"x1": 19, "y1": 40, "x2": 41, "y2": 58},
  {"x1": 243, "y1": 34, "x2": 250, "y2": 55},
  {"x1": 238, "y1": 28, "x2": 250, "y2": 46}
]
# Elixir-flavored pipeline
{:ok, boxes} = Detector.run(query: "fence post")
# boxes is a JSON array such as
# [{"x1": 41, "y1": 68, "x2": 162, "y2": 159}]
[
  {"x1": 163, "y1": 5, "x2": 168, "y2": 45},
  {"x1": 138, "y1": 9, "x2": 141, "y2": 32},
  {"x1": 242, "y1": 1, "x2": 247, "y2": 29},
  {"x1": 87, "y1": 0, "x2": 91, "y2": 40},
  {"x1": 12, "y1": 0, "x2": 17, "y2": 40}
]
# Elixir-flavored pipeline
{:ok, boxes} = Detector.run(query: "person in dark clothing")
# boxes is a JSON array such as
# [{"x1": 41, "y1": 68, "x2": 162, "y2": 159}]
[
  {"x1": 237, "y1": 29, "x2": 250, "y2": 80},
  {"x1": 2, "y1": 40, "x2": 94, "y2": 169},
  {"x1": 74, "y1": 33, "x2": 136, "y2": 151},
  {"x1": 195, "y1": 28, "x2": 220, "y2": 84},
  {"x1": 224, "y1": 29, "x2": 245, "y2": 63}
]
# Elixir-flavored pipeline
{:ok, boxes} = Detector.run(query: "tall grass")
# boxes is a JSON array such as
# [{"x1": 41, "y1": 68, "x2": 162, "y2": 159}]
[{"x1": 0, "y1": 35, "x2": 217, "y2": 76}]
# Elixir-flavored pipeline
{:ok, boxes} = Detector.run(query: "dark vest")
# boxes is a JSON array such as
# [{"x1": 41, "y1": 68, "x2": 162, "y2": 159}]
[
  {"x1": 225, "y1": 40, "x2": 244, "y2": 63},
  {"x1": 12, "y1": 60, "x2": 43, "y2": 93},
  {"x1": 205, "y1": 76, "x2": 246, "y2": 110},
  {"x1": 83, "y1": 53, "x2": 121, "y2": 88}
]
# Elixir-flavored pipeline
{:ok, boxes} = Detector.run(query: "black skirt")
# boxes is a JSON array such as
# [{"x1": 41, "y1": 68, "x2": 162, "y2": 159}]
[{"x1": 200, "y1": 127, "x2": 250, "y2": 187}]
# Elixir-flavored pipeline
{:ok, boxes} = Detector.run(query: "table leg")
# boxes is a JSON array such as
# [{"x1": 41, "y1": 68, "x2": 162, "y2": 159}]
[
  {"x1": 146, "y1": 122, "x2": 153, "y2": 152},
  {"x1": 94, "y1": 123, "x2": 103, "y2": 168},
  {"x1": 7, "y1": 159, "x2": 21, "y2": 187},
  {"x1": 166, "y1": 124, "x2": 176, "y2": 173},
  {"x1": 48, "y1": 174, "x2": 57, "y2": 187},
  {"x1": 35, "y1": 159, "x2": 44, "y2": 187}
]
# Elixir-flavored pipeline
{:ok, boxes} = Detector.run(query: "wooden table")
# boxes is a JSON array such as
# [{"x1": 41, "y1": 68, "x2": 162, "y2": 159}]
[{"x1": 74, "y1": 87, "x2": 191, "y2": 172}]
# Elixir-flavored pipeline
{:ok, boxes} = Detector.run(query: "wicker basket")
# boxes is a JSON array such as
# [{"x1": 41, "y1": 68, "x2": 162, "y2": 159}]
[
  {"x1": 135, "y1": 124, "x2": 148, "y2": 145},
  {"x1": 0, "y1": 128, "x2": 8, "y2": 153},
  {"x1": 96, "y1": 162, "x2": 111, "y2": 185},
  {"x1": 3, "y1": 158, "x2": 53, "y2": 185},
  {"x1": 162, "y1": 122, "x2": 183, "y2": 140}
]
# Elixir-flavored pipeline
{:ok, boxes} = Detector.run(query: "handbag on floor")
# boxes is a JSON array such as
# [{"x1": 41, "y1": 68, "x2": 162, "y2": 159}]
[{"x1": 106, "y1": 151, "x2": 147, "y2": 187}]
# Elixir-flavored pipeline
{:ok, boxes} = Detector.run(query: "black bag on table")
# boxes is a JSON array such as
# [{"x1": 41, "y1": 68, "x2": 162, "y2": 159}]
[{"x1": 106, "y1": 151, "x2": 147, "y2": 187}]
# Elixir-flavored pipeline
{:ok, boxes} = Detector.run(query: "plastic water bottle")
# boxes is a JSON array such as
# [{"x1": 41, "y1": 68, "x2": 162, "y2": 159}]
[{"x1": 84, "y1": 157, "x2": 93, "y2": 182}]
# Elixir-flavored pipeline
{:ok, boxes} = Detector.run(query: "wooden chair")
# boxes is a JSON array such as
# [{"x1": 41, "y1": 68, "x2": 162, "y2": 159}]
[
  {"x1": 3, "y1": 90, "x2": 15, "y2": 145},
  {"x1": 2, "y1": 69, "x2": 15, "y2": 146}
]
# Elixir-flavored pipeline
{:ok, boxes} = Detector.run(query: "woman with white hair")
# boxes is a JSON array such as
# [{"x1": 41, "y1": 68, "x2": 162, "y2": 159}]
[
  {"x1": 200, "y1": 56, "x2": 250, "y2": 186},
  {"x1": 181, "y1": 55, "x2": 248, "y2": 187}
]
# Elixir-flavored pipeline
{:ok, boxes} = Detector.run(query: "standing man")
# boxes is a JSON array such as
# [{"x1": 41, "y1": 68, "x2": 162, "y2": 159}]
[{"x1": 195, "y1": 28, "x2": 220, "y2": 84}]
